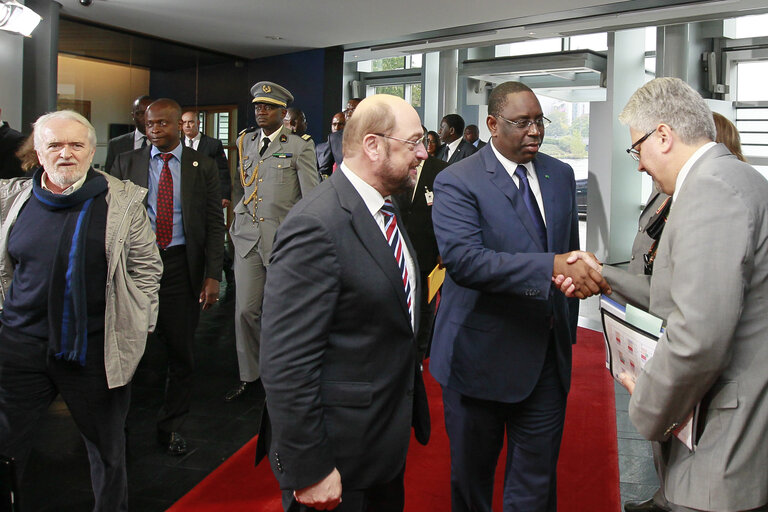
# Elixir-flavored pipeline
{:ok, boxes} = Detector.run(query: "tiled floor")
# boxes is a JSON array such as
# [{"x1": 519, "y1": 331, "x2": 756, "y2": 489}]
[{"x1": 14, "y1": 284, "x2": 656, "y2": 511}]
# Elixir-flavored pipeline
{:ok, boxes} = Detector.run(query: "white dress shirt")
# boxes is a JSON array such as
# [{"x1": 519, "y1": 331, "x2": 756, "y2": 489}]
[
  {"x1": 489, "y1": 139, "x2": 547, "y2": 226},
  {"x1": 340, "y1": 162, "x2": 416, "y2": 330}
]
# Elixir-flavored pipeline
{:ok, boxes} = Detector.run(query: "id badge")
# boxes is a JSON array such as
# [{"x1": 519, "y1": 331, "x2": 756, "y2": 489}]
[{"x1": 425, "y1": 188, "x2": 434, "y2": 206}]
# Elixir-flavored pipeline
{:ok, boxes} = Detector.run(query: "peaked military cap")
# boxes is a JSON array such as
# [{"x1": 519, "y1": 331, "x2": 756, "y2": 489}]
[{"x1": 251, "y1": 81, "x2": 294, "y2": 107}]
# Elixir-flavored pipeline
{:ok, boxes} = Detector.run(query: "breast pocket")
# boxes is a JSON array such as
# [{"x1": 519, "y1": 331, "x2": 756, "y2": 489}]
[{"x1": 274, "y1": 160, "x2": 295, "y2": 185}]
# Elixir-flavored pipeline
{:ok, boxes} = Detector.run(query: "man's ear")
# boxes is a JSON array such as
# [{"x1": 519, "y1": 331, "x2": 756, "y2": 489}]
[
  {"x1": 361, "y1": 133, "x2": 380, "y2": 161},
  {"x1": 656, "y1": 124, "x2": 674, "y2": 154}
]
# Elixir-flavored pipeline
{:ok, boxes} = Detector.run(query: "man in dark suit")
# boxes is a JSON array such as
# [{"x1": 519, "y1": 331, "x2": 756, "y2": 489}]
[
  {"x1": 104, "y1": 95, "x2": 153, "y2": 173},
  {"x1": 260, "y1": 94, "x2": 430, "y2": 512},
  {"x1": 111, "y1": 99, "x2": 224, "y2": 456},
  {"x1": 464, "y1": 124, "x2": 487, "y2": 149},
  {"x1": 317, "y1": 99, "x2": 361, "y2": 176},
  {"x1": 182, "y1": 110, "x2": 231, "y2": 207},
  {"x1": 431, "y1": 81, "x2": 609, "y2": 512},
  {"x1": 0, "y1": 107, "x2": 25, "y2": 178},
  {"x1": 393, "y1": 136, "x2": 449, "y2": 359},
  {"x1": 437, "y1": 113, "x2": 476, "y2": 164}
]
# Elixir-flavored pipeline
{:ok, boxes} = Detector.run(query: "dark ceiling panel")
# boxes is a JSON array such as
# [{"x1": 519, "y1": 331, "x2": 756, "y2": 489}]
[{"x1": 58, "y1": 18, "x2": 239, "y2": 71}]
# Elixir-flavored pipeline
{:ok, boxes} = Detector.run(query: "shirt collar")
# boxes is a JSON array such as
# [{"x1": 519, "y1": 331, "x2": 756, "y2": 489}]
[
  {"x1": 489, "y1": 139, "x2": 536, "y2": 177},
  {"x1": 41, "y1": 169, "x2": 88, "y2": 195},
  {"x1": 446, "y1": 137, "x2": 462, "y2": 153},
  {"x1": 134, "y1": 129, "x2": 146, "y2": 144},
  {"x1": 150, "y1": 141, "x2": 183, "y2": 162},
  {"x1": 672, "y1": 141, "x2": 716, "y2": 202},
  {"x1": 188, "y1": 133, "x2": 201, "y2": 143},
  {"x1": 260, "y1": 126, "x2": 282, "y2": 147},
  {"x1": 339, "y1": 162, "x2": 386, "y2": 216}
]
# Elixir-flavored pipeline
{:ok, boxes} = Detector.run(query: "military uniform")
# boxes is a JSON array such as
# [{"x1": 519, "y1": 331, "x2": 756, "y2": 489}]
[{"x1": 229, "y1": 82, "x2": 319, "y2": 386}]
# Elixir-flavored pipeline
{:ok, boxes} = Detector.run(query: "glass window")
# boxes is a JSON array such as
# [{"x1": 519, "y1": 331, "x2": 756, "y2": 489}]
[
  {"x1": 495, "y1": 38, "x2": 562, "y2": 57},
  {"x1": 569, "y1": 33, "x2": 607, "y2": 51},
  {"x1": 737, "y1": 62, "x2": 768, "y2": 102},
  {"x1": 731, "y1": 13, "x2": 768, "y2": 39}
]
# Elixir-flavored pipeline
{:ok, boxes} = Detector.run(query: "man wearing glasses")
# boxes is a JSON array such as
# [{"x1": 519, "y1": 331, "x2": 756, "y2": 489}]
[
  {"x1": 431, "y1": 81, "x2": 609, "y2": 511},
  {"x1": 260, "y1": 95, "x2": 430, "y2": 511},
  {"x1": 226, "y1": 81, "x2": 319, "y2": 403},
  {"x1": 563, "y1": 77, "x2": 768, "y2": 512}
]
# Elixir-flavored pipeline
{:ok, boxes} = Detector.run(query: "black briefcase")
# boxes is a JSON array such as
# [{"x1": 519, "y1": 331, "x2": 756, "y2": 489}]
[{"x1": 0, "y1": 456, "x2": 18, "y2": 512}]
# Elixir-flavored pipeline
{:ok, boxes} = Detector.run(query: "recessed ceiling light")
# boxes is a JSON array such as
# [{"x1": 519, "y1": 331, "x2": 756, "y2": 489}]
[{"x1": 265, "y1": 35, "x2": 283, "y2": 40}]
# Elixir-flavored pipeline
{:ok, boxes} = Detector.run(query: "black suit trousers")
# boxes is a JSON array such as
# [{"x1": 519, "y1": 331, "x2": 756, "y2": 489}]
[
  {"x1": 0, "y1": 325, "x2": 130, "y2": 512},
  {"x1": 154, "y1": 246, "x2": 200, "y2": 434}
]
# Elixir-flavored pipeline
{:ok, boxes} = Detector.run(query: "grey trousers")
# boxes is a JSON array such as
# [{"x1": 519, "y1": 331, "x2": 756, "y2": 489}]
[{"x1": 233, "y1": 245, "x2": 266, "y2": 382}]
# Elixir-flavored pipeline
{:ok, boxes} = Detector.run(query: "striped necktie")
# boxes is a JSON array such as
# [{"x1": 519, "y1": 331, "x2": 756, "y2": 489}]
[{"x1": 380, "y1": 199, "x2": 413, "y2": 321}]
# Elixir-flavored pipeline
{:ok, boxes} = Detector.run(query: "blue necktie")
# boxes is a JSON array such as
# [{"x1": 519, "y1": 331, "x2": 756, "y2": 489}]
[{"x1": 514, "y1": 165, "x2": 547, "y2": 250}]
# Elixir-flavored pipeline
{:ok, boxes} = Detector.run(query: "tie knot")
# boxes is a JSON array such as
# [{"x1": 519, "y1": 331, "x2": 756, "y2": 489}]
[
  {"x1": 160, "y1": 153, "x2": 173, "y2": 164},
  {"x1": 381, "y1": 199, "x2": 396, "y2": 217},
  {"x1": 514, "y1": 164, "x2": 528, "y2": 180}
]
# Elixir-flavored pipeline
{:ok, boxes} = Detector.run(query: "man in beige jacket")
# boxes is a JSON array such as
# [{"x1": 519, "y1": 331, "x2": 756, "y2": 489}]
[{"x1": 0, "y1": 110, "x2": 162, "y2": 511}]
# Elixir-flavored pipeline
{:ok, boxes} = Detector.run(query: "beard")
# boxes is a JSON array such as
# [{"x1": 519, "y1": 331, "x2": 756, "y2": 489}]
[
  {"x1": 46, "y1": 162, "x2": 90, "y2": 189},
  {"x1": 379, "y1": 144, "x2": 418, "y2": 196}
]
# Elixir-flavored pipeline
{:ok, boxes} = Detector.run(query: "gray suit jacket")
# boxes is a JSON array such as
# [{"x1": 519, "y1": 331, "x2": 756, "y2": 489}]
[
  {"x1": 603, "y1": 144, "x2": 768, "y2": 510},
  {"x1": 230, "y1": 126, "x2": 319, "y2": 262},
  {"x1": 111, "y1": 145, "x2": 225, "y2": 294}
]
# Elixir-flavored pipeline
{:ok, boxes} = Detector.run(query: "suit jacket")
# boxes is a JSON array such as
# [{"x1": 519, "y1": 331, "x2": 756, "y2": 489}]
[
  {"x1": 104, "y1": 131, "x2": 137, "y2": 173},
  {"x1": 317, "y1": 130, "x2": 343, "y2": 176},
  {"x1": 110, "y1": 145, "x2": 225, "y2": 293},
  {"x1": 602, "y1": 144, "x2": 768, "y2": 511},
  {"x1": 230, "y1": 126, "x2": 319, "y2": 263},
  {"x1": 392, "y1": 156, "x2": 449, "y2": 272},
  {"x1": 0, "y1": 121, "x2": 24, "y2": 179},
  {"x1": 431, "y1": 144, "x2": 579, "y2": 403},
  {"x1": 475, "y1": 139, "x2": 487, "y2": 149},
  {"x1": 260, "y1": 169, "x2": 428, "y2": 492},
  {"x1": 194, "y1": 134, "x2": 231, "y2": 200},
  {"x1": 437, "y1": 138, "x2": 477, "y2": 165}
]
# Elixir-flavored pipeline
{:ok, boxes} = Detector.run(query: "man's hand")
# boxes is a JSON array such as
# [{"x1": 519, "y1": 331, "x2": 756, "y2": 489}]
[
  {"x1": 199, "y1": 277, "x2": 220, "y2": 310},
  {"x1": 294, "y1": 468, "x2": 342, "y2": 510},
  {"x1": 617, "y1": 372, "x2": 635, "y2": 395},
  {"x1": 552, "y1": 251, "x2": 611, "y2": 299},
  {"x1": 221, "y1": 199, "x2": 231, "y2": 209}
]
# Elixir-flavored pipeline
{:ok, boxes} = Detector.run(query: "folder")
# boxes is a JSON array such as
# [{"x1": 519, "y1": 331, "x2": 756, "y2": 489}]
[{"x1": 427, "y1": 265, "x2": 445, "y2": 303}]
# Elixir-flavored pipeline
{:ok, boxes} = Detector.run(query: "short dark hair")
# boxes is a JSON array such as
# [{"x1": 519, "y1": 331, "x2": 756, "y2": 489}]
[
  {"x1": 488, "y1": 82, "x2": 534, "y2": 117},
  {"x1": 441, "y1": 114, "x2": 465, "y2": 135},
  {"x1": 465, "y1": 124, "x2": 479, "y2": 135}
]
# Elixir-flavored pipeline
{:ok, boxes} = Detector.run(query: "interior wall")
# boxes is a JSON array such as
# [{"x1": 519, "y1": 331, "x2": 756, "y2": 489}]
[
  {"x1": 0, "y1": 32, "x2": 24, "y2": 131},
  {"x1": 57, "y1": 55, "x2": 150, "y2": 169},
  {"x1": 151, "y1": 48, "x2": 343, "y2": 144}
]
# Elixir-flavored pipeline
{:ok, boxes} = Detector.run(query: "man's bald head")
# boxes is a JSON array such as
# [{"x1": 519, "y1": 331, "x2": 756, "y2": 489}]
[
  {"x1": 342, "y1": 94, "x2": 427, "y2": 196},
  {"x1": 145, "y1": 98, "x2": 183, "y2": 152}
]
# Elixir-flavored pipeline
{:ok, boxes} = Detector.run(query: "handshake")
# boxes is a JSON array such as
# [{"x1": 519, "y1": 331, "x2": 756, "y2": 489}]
[{"x1": 552, "y1": 251, "x2": 611, "y2": 299}]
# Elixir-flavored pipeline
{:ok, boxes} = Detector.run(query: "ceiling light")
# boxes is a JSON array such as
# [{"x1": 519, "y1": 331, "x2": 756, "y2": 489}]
[
  {"x1": 0, "y1": 0, "x2": 42, "y2": 37},
  {"x1": 265, "y1": 35, "x2": 283, "y2": 40}
]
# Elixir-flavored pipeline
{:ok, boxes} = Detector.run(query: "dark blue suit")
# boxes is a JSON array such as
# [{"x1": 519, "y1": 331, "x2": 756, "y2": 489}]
[{"x1": 431, "y1": 143, "x2": 579, "y2": 511}]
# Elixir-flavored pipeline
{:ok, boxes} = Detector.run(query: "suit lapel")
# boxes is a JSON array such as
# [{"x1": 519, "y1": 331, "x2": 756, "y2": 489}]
[
  {"x1": 179, "y1": 146, "x2": 199, "y2": 230},
  {"x1": 486, "y1": 151, "x2": 546, "y2": 251},
  {"x1": 331, "y1": 171, "x2": 413, "y2": 327},
  {"x1": 534, "y1": 156, "x2": 556, "y2": 252}
]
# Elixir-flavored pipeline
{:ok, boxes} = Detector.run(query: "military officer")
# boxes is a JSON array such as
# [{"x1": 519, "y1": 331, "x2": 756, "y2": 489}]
[{"x1": 225, "y1": 81, "x2": 320, "y2": 402}]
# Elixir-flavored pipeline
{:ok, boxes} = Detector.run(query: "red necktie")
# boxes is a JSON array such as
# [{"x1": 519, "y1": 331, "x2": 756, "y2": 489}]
[{"x1": 156, "y1": 153, "x2": 174, "y2": 249}]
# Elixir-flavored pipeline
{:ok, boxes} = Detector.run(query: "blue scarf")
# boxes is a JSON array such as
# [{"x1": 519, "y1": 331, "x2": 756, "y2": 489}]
[{"x1": 32, "y1": 168, "x2": 108, "y2": 366}]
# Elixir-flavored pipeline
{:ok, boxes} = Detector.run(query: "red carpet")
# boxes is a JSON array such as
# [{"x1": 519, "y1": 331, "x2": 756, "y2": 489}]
[{"x1": 169, "y1": 327, "x2": 619, "y2": 511}]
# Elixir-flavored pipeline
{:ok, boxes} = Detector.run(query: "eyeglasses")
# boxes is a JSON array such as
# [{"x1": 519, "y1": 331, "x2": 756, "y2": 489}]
[
  {"x1": 495, "y1": 115, "x2": 551, "y2": 130},
  {"x1": 626, "y1": 128, "x2": 656, "y2": 161},
  {"x1": 373, "y1": 133, "x2": 428, "y2": 152}
]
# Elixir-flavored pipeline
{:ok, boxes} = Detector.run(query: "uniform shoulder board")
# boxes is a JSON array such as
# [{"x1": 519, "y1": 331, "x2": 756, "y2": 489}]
[
  {"x1": 238, "y1": 126, "x2": 257, "y2": 137},
  {"x1": 301, "y1": 134, "x2": 312, "y2": 141}
]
